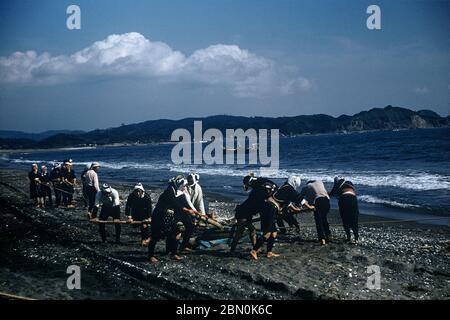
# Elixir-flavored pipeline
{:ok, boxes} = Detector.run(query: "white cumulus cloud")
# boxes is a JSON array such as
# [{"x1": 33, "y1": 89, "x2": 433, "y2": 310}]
[{"x1": 0, "y1": 32, "x2": 312, "y2": 97}]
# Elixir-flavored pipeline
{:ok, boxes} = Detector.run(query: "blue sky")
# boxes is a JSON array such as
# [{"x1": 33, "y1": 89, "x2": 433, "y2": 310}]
[{"x1": 0, "y1": 0, "x2": 449, "y2": 132}]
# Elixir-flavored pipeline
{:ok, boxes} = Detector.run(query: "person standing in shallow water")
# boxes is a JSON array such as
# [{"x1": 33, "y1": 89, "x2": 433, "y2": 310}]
[
  {"x1": 28, "y1": 163, "x2": 43, "y2": 207},
  {"x1": 300, "y1": 180, "x2": 330, "y2": 245},
  {"x1": 329, "y1": 176, "x2": 360, "y2": 243}
]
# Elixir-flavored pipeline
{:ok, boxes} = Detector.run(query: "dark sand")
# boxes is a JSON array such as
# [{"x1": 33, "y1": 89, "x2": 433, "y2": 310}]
[{"x1": 0, "y1": 169, "x2": 449, "y2": 300}]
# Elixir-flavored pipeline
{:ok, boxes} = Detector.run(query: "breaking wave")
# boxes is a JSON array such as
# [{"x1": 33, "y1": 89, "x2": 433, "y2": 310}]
[
  {"x1": 359, "y1": 195, "x2": 421, "y2": 209},
  {"x1": 5, "y1": 157, "x2": 450, "y2": 192}
]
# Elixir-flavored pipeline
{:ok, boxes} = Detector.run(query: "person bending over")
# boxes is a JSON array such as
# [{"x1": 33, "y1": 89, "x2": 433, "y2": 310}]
[
  {"x1": 92, "y1": 184, "x2": 121, "y2": 244},
  {"x1": 230, "y1": 173, "x2": 278, "y2": 253},
  {"x1": 300, "y1": 180, "x2": 330, "y2": 245},
  {"x1": 330, "y1": 176, "x2": 360, "y2": 243},
  {"x1": 148, "y1": 176, "x2": 186, "y2": 264},
  {"x1": 273, "y1": 176, "x2": 304, "y2": 234}
]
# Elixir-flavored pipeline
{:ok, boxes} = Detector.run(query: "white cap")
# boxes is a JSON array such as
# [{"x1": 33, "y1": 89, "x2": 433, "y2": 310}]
[
  {"x1": 102, "y1": 183, "x2": 112, "y2": 193},
  {"x1": 287, "y1": 175, "x2": 302, "y2": 190},
  {"x1": 91, "y1": 162, "x2": 100, "y2": 169},
  {"x1": 134, "y1": 183, "x2": 145, "y2": 192}
]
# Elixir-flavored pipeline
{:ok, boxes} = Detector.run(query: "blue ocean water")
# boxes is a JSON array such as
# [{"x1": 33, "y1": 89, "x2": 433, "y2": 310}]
[{"x1": 1, "y1": 128, "x2": 449, "y2": 224}]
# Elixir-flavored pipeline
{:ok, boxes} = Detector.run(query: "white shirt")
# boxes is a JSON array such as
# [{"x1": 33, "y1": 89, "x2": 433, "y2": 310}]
[
  {"x1": 85, "y1": 169, "x2": 100, "y2": 191},
  {"x1": 188, "y1": 183, "x2": 206, "y2": 214},
  {"x1": 95, "y1": 188, "x2": 120, "y2": 207}
]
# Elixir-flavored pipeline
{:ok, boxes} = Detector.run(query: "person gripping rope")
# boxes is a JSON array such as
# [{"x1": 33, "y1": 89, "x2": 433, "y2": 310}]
[
  {"x1": 39, "y1": 165, "x2": 53, "y2": 207},
  {"x1": 273, "y1": 176, "x2": 303, "y2": 234},
  {"x1": 248, "y1": 177, "x2": 281, "y2": 260},
  {"x1": 148, "y1": 176, "x2": 186, "y2": 263},
  {"x1": 330, "y1": 176, "x2": 360, "y2": 243},
  {"x1": 230, "y1": 173, "x2": 278, "y2": 253},
  {"x1": 61, "y1": 159, "x2": 76, "y2": 208},
  {"x1": 92, "y1": 184, "x2": 122, "y2": 243},
  {"x1": 50, "y1": 162, "x2": 63, "y2": 207},
  {"x1": 300, "y1": 180, "x2": 330, "y2": 245},
  {"x1": 187, "y1": 173, "x2": 207, "y2": 216},
  {"x1": 175, "y1": 179, "x2": 208, "y2": 252},
  {"x1": 28, "y1": 163, "x2": 43, "y2": 207},
  {"x1": 125, "y1": 183, "x2": 152, "y2": 246}
]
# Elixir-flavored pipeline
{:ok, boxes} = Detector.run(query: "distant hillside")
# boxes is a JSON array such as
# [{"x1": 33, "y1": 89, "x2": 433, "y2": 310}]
[
  {"x1": 0, "y1": 130, "x2": 85, "y2": 141},
  {"x1": 1, "y1": 106, "x2": 449, "y2": 149}
]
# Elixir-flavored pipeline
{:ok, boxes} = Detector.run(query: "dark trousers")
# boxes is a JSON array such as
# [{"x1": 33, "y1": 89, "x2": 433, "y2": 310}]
[
  {"x1": 62, "y1": 186, "x2": 74, "y2": 206},
  {"x1": 86, "y1": 186, "x2": 97, "y2": 212},
  {"x1": 253, "y1": 202, "x2": 278, "y2": 252},
  {"x1": 98, "y1": 206, "x2": 121, "y2": 242},
  {"x1": 148, "y1": 219, "x2": 178, "y2": 257},
  {"x1": 137, "y1": 224, "x2": 150, "y2": 240},
  {"x1": 54, "y1": 186, "x2": 62, "y2": 206},
  {"x1": 230, "y1": 218, "x2": 256, "y2": 252},
  {"x1": 41, "y1": 185, "x2": 52, "y2": 205},
  {"x1": 338, "y1": 194, "x2": 359, "y2": 241},
  {"x1": 82, "y1": 186, "x2": 88, "y2": 207},
  {"x1": 314, "y1": 197, "x2": 331, "y2": 241},
  {"x1": 176, "y1": 212, "x2": 195, "y2": 250},
  {"x1": 276, "y1": 209, "x2": 299, "y2": 231}
]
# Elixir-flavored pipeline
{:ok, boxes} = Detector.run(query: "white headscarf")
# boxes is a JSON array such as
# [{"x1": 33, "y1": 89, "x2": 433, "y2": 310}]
[{"x1": 287, "y1": 175, "x2": 302, "y2": 190}]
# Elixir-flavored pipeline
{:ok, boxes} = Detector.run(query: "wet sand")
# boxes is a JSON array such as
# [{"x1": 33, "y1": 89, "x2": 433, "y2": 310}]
[{"x1": 0, "y1": 168, "x2": 449, "y2": 300}]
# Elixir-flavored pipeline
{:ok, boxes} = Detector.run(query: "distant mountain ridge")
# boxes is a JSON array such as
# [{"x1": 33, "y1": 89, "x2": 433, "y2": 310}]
[
  {"x1": 1, "y1": 106, "x2": 448, "y2": 149},
  {"x1": 0, "y1": 130, "x2": 85, "y2": 141}
]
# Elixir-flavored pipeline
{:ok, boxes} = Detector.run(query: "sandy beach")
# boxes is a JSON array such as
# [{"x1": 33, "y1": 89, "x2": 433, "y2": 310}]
[{"x1": 0, "y1": 168, "x2": 449, "y2": 300}]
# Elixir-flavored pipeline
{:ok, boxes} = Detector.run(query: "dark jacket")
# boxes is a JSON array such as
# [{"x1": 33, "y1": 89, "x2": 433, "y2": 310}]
[
  {"x1": 273, "y1": 182, "x2": 302, "y2": 206},
  {"x1": 329, "y1": 179, "x2": 356, "y2": 198},
  {"x1": 125, "y1": 191, "x2": 152, "y2": 220},
  {"x1": 236, "y1": 177, "x2": 278, "y2": 218}
]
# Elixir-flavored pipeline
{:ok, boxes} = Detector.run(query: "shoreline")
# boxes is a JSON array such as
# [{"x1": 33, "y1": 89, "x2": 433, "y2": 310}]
[
  {"x1": 0, "y1": 168, "x2": 449, "y2": 300},
  {"x1": 1, "y1": 127, "x2": 448, "y2": 154}
]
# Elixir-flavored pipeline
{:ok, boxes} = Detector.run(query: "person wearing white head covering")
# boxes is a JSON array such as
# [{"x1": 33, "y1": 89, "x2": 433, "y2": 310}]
[
  {"x1": 174, "y1": 175, "x2": 208, "y2": 252},
  {"x1": 187, "y1": 173, "x2": 206, "y2": 216},
  {"x1": 148, "y1": 175, "x2": 200, "y2": 263},
  {"x1": 272, "y1": 175, "x2": 304, "y2": 233},
  {"x1": 93, "y1": 184, "x2": 121, "y2": 243},
  {"x1": 39, "y1": 165, "x2": 53, "y2": 206},
  {"x1": 125, "y1": 183, "x2": 153, "y2": 246}
]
